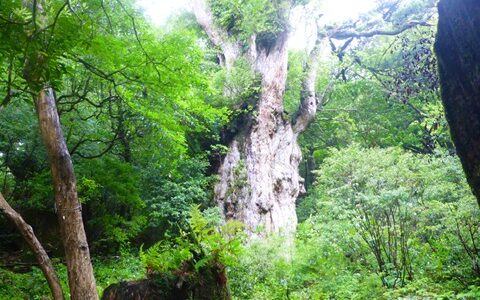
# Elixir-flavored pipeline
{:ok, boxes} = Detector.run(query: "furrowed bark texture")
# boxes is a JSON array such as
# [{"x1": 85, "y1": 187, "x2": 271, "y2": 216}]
[
  {"x1": 34, "y1": 88, "x2": 99, "y2": 299},
  {"x1": 0, "y1": 193, "x2": 64, "y2": 300},
  {"x1": 435, "y1": 0, "x2": 480, "y2": 206},
  {"x1": 194, "y1": 0, "x2": 324, "y2": 236},
  {"x1": 215, "y1": 32, "x2": 303, "y2": 235}
]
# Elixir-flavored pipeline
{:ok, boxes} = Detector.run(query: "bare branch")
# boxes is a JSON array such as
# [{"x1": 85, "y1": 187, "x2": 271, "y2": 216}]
[
  {"x1": 100, "y1": 0, "x2": 114, "y2": 33},
  {"x1": 115, "y1": 0, "x2": 167, "y2": 80},
  {"x1": 292, "y1": 11, "x2": 430, "y2": 134},
  {"x1": 74, "y1": 134, "x2": 118, "y2": 159},
  {"x1": 48, "y1": 1, "x2": 68, "y2": 40},
  {"x1": 292, "y1": 18, "x2": 325, "y2": 134}
]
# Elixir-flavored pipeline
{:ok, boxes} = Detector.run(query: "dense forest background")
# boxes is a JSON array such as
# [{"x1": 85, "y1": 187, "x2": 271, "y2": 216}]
[{"x1": 0, "y1": 0, "x2": 479, "y2": 299}]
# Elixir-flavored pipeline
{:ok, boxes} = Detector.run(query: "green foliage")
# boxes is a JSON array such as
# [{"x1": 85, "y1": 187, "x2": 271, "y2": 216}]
[
  {"x1": 0, "y1": 0, "x2": 226, "y2": 254},
  {"x1": 297, "y1": 145, "x2": 479, "y2": 297},
  {"x1": 215, "y1": 58, "x2": 260, "y2": 107},
  {"x1": 72, "y1": 157, "x2": 144, "y2": 252},
  {"x1": 209, "y1": 56, "x2": 261, "y2": 138},
  {"x1": 209, "y1": 57, "x2": 261, "y2": 149},
  {"x1": 229, "y1": 233, "x2": 384, "y2": 299},
  {"x1": 208, "y1": 0, "x2": 287, "y2": 41},
  {"x1": 0, "y1": 263, "x2": 68, "y2": 300},
  {"x1": 299, "y1": 27, "x2": 450, "y2": 191},
  {"x1": 141, "y1": 157, "x2": 216, "y2": 236},
  {"x1": 94, "y1": 255, "x2": 144, "y2": 295},
  {"x1": 301, "y1": 75, "x2": 445, "y2": 160},
  {"x1": 140, "y1": 206, "x2": 244, "y2": 275},
  {"x1": 284, "y1": 51, "x2": 307, "y2": 114}
]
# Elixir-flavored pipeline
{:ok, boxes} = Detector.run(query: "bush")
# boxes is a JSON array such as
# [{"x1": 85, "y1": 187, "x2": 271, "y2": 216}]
[
  {"x1": 141, "y1": 206, "x2": 244, "y2": 275},
  {"x1": 298, "y1": 145, "x2": 480, "y2": 297}
]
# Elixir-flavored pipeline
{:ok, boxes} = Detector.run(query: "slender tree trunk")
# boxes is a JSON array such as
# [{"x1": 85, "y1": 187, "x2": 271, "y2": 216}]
[
  {"x1": 117, "y1": 100, "x2": 132, "y2": 163},
  {"x1": 435, "y1": 0, "x2": 480, "y2": 206},
  {"x1": 20, "y1": 0, "x2": 98, "y2": 297},
  {"x1": 0, "y1": 192, "x2": 64, "y2": 300},
  {"x1": 34, "y1": 88, "x2": 99, "y2": 300}
]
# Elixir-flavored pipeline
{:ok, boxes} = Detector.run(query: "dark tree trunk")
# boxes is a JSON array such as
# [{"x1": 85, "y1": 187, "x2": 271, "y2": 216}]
[
  {"x1": 0, "y1": 192, "x2": 64, "y2": 300},
  {"x1": 435, "y1": 0, "x2": 480, "y2": 206}
]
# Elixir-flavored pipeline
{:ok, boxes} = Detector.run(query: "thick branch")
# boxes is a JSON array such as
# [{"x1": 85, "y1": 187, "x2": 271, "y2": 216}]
[
  {"x1": 293, "y1": 16, "x2": 431, "y2": 133},
  {"x1": 329, "y1": 21, "x2": 432, "y2": 40},
  {"x1": 293, "y1": 37, "x2": 323, "y2": 134},
  {"x1": 292, "y1": 16, "x2": 329, "y2": 134},
  {"x1": 0, "y1": 192, "x2": 64, "y2": 300},
  {"x1": 192, "y1": 0, "x2": 241, "y2": 69}
]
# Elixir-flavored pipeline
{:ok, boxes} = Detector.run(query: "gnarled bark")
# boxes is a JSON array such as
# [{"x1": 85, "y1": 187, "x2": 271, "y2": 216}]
[
  {"x1": 435, "y1": 0, "x2": 480, "y2": 206},
  {"x1": 194, "y1": 1, "x2": 320, "y2": 236},
  {"x1": 215, "y1": 32, "x2": 303, "y2": 233},
  {"x1": 0, "y1": 192, "x2": 64, "y2": 300},
  {"x1": 214, "y1": 30, "x2": 302, "y2": 235}
]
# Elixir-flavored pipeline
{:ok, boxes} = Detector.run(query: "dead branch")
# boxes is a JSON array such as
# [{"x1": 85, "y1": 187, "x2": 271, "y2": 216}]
[{"x1": 0, "y1": 192, "x2": 64, "y2": 300}]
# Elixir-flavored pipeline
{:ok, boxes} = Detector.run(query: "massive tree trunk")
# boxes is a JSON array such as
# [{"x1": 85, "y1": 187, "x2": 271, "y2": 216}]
[
  {"x1": 193, "y1": 0, "x2": 323, "y2": 236},
  {"x1": 21, "y1": 0, "x2": 99, "y2": 298},
  {"x1": 435, "y1": 0, "x2": 480, "y2": 206},
  {"x1": 0, "y1": 192, "x2": 64, "y2": 300},
  {"x1": 215, "y1": 32, "x2": 303, "y2": 235}
]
